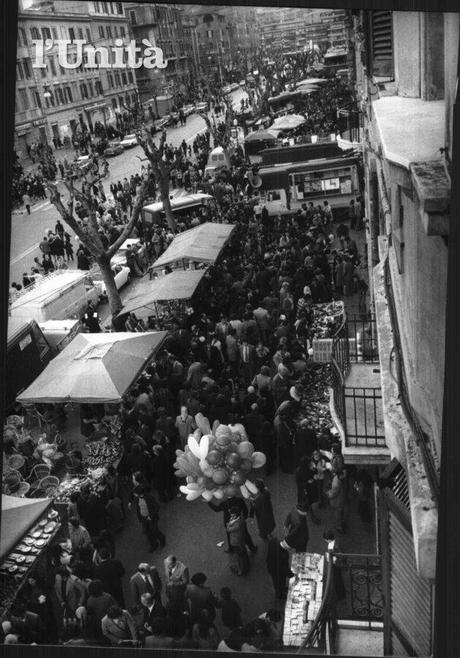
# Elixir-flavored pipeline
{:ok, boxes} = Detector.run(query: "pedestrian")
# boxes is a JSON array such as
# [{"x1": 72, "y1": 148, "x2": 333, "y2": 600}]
[
  {"x1": 327, "y1": 465, "x2": 347, "y2": 534},
  {"x1": 185, "y1": 572, "x2": 216, "y2": 625},
  {"x1": 164, "y1": 555, "x2": 189, "y2": 611},
  {"x1": 93, "y1": 548, "x2": 126, "y2": 607},
  {"x1": 226, "y1": 506, "x2": 250, "y2": 576},
  {"x1": 130, "y1": 480, "x2": 166, "y2": 552},
  {"x1": 129, "y1": 563, "x2": 162, "y2": 613},
  {"x1": 215, "y1": 587, "x2": 242, "y2": 631},
  {"x1": 101, "y1": 606, "x2": 138, "y2": 646},
  {"x1": 282, "y1": 502, "x2": 310, "y2": 553},
  {"x1": 248, "y1": 479, "x2": 276, "y2": 540},
  {"x1": 266, "y1": 536, "x2": 294, "y2": 600}
]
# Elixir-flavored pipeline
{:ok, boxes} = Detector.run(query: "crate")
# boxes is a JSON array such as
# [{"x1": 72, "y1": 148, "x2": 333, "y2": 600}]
[{"x1": 312, "y1": 337, "x2": 357, "y2": 363}]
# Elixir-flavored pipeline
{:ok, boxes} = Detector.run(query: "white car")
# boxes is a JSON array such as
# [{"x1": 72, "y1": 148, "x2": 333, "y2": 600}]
[
  {"x1": 120, "y1": 134, "x2": 138, "y2": 148},
  {"x1": 182, "y1": 104, "x2": 195, "y2": 116},
  {"x1": 195, "y1": 101, "x2": 208, "y2": 112},
  {"x1": 91, "y1": 264, "x2": 131, "y2": 299}
]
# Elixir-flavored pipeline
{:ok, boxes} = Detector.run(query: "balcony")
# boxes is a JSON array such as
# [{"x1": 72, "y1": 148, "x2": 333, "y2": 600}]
[{"x1": 330, "y1": 314, "x2": 390, "y2": 466}]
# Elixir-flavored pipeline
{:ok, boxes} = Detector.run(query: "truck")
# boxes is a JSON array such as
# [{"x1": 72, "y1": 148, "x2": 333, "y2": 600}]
[
  {"x1": 6, "y1": 318, "x2": 52, "y2": 410},
  {"x1": 9, "y1": 271, "x2": 99, "y2": 323}
]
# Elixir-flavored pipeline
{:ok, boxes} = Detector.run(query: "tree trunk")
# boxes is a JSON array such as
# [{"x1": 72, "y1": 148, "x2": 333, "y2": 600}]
[
  {"x1": 97, "y1": 253, "x2": 123, "y2": 320},
  {"x1": 158, "y1": 166, "x2": 176, "y2": 233}
]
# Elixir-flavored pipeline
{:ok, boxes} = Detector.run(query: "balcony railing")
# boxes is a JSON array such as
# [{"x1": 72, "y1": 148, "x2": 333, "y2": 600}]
[
  {"x1": 298, "y1": 552, "x2": 336, "y2": 654},
  {"x1": 334, "y1": 553, "x2": 384, "y2": 628}
]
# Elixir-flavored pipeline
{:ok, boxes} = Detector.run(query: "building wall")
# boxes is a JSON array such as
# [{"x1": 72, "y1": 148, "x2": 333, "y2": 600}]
[{"x1": 393, "y1": 12, "x2": 421, "y2": 97}]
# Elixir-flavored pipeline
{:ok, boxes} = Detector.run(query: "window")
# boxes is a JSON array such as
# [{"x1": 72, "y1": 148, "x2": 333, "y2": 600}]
[
  {"x1": 57, "y1": 87, "x2": 65, "y2": 105},
  {"x1": 109, "y1": 2, "x2": 114, "y2": 13},
  {"x1": 16, "y1": 61, "x2": 24, "y2": 80},
  {"x1": 80, "y1": 83, "x2": 88, "y2": 98},
  {"x1": 40, "y1": 66, "x2": 46, "y2": 78},
  {"x1": 65, "y1": 86, "x2": 73, "y2": 103},
  {"x1": 114, "y1": 71, "x2": 121, "y2": 86},
  {"x1": 102, "y1": 2, "x2": 108, "y2": 13},
  {"x1": 95, "y1": 80, "x2": 103, "y2": 94},
  {"x1": 112, "y1": 97, "x2": 117, "y2": 109},
  {"x1": 106, "y1": 25, "x2": 112, "y2": 38},
  {"x1": 19, "y1": 88, "x2": 29, "y2": 110},
  {"x1": 94, "y1": 1, "x2": 101, "y2": 12},
  {"x1": 127, "y1": 70, "x2": 133, "y2": 83},
  {"x1": 207, "y1": 30, "x2": 212, "y2": 39},
  {"x1": 60, "y1": 63, "x2": 66, "y2": 75},
  {"x1": 23, "y1": 58, "x2": 32, "y2": 79},
  {"x1": 69, "y1": 27, "x2": 75, "y2": 40},
  {"x1": 31, "y1": 87, "x2": 42, "y2": 108},
  {"x1": 129, "y1": 10, "x2": 137, "y2": 25},
  {"x1": 31, "y1": 27, "x2": 40, "y2": 40},
  {"x1": 49, "y1": 57, "x2": 57, "y2": 76},
  {"x1": 52, "y1": 27, "x2": 58, "y2": 39},
  {"x1": 20, "y1": 27, "x2": 27, "y2": 45},
  {"x1": 78, "y1": 28, "x2": 84, "y2": 40},
  {"x1": 370, "y1": 10, "x2": 393, "y2": 78},
  {"x1": 131, "y1": 93, "x2": 137, "y2": 104},
  {"x1": 42, "y1": 27, "x2": 51, "y2": 40},
  {"x1": 114, "y1": 26, "x2": 118, "y2": 37},
  {"x1": 98, "y1": 26, "x2": 104, "y2": 38},
  {"x1": 88, "y1": 81, "x2": 94, "y2": 97},
  {"x1": 107, "y1": 72, "x2": 113, "y2": 88},
  {"x1": 116, "y1": 2, "x2": 123, "y2": 14},
  {"x1": 118, "y1": 95, "x2": 124, "y2": 107},
  {"x1": 86, "y1": 28, "x2": 91, "y2": 42},
  {"x1": 121, "y1": 71, "x2": 127, "y2": 85},
  {"x1": 120, "y1": 26, "x2": 125, "y2": 37}
]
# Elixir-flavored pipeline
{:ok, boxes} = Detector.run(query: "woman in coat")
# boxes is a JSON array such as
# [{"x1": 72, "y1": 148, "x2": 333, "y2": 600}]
[
  {"x1": 283, "y1": 503, "x2": 310, "y2": 553},
  {"x1": 249, "y1": 480, "x2": 276, "y2": 540},
  {"x1": 226, "y1": 508, "x2": 250, "y2": 576}
]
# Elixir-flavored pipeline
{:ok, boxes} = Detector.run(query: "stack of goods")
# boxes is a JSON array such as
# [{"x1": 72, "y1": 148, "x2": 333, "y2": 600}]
[
  {"x1": 283, "y1": 553, "x2": 325, "y2": 647},
  {"x1": 82, "y1": 438, "x2": 123, "y2": 470},
  {"x1": 296, "y1": 363, "x2": 333, "y2": 436}
]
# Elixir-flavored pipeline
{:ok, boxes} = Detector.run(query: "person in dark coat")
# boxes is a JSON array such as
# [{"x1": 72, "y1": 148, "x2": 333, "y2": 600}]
[
  {"x1": 293, "y1": 420, "x2": 317, "y2": 462},
  {"x1": 283, "y1": 503, "x2": 310, "y2": 553},
  {"x1": 131, "y1": 482, "x2": 166, "y2": 552},
  {"x1": 266, "y1": 536, "x2": 294, "y2": 600},
  {"x1": 295, "y1": 456, "x2": 321, "y2": 524},
  {"x1": 185, "y1": 572, "x2": 216, "y2": 625},
  {"x1": 208, "y1": 497, "x2": 257, "y2": 554},
  {"x1": 249, "y1": 479, "x2": 276, "y2": 539},
  {"x1": 93, "y1": 548, "x2": 126, "y2": 607}
]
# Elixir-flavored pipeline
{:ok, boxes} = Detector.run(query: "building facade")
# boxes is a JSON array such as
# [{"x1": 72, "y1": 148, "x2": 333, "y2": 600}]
[
  {"x1": 339, "y1": 9, "x2": 457, "y2": 656},
  {"x1": 15, "y1": 0, "x2": 138, "y2": 159},
  {"x1": 126, "y1": 3, "x2": 193, "y2": 109}
]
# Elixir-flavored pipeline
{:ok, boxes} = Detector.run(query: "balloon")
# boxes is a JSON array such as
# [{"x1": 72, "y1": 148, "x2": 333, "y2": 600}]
[
  {"x1": 197, "y1": 476, "x2": 205, "y2": 486},
  {"x1": 179, "y1": 485, "x2": 190, "y2": 494},
  {"x1": 207, "y1": 450, "x2": 223, "y2": 466},
  {"x1": 212, "y1": 469, "x2": 229, "y2": 485},
  {"x1": 231, "y1": 431, "x2": 242, "y2": 443},
  {"x1": 216, "y1": 435, "x2": 231, "y2": 448},
  {"x1": 237, "y1": 441, "x2": 254, "y2": 459},
  {"x1": 202, "y1": 490, "x2": 214, "y2": 501},
  {"x1": 187, "y1": 436, "x2": 201, "y2": 459},
  {"x1": 252, "y1": 452, "x2": 267, "y2": 468},
  {"x1": 175, "y1": 449, "x2": 184, "y2": 457},
  {"x1": 226, "y1": 452, "x2": 242, "y2": 469},
  {"x1": 193, "y1": 428, "x2": 202, "y2": 441},
  {"x1": 195, "y1": 413, "x2": 211, "y2": 435},
  {"x1": 240, "y1": 483, "x2": 250, "y2": 498},
  {"x1": 225, "y1": 484, "x2": 241, "y2": 498},
  {"x1": 213, "y1": 489, "x2": 225, "y2": 500},
  {"x1": 186, "y1": 475, "x2": 197, "y2": 483},
  {"x1": 231, "y1": 471, "x2": 246, "y2": 486},
  {"x1": 204, "y1": 477, "x2": 215, "y2": 490},
  {"x1": 228, "y1": 442, "x2": 239, "y2": 454},
  {"x1": 186, "y1": 490, "x2": 202, "y2": 501},
  {"x1": 199, "y1": 434, "x2": 210, "y2": 460},
  {"x1": 215, "y1": 424, "x2": 232, "y2": 440},
  {"x1": 240, "y1": 458, "x2": 253, "y2": 472},
  {"x1": 199, "y1": 459, "x2": 210, "y2": 471},
  {"x1": 212, "y1": 420, "x2": 220, "y2": 434},
  {"x1": 245, "y1": 480, "x2": 258, "y2": 494},
  {"x1": 186, "y1": 483, "x2": 202, "y2": 491},
  {"x1": 174, "y1": 470, "x2": 186, "y2": 478},
  {"x1": 203, "y1": 467, "x2": 214, "y2": 478}
]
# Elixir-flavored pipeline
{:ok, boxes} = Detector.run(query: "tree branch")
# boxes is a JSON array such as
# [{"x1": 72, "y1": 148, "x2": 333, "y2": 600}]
[{"x1": 106, "y1": 178, "x2": 150, "y2": 258}]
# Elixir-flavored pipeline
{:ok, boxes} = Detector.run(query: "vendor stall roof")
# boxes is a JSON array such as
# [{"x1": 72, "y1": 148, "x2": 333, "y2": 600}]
[
  {"x1": 270, "y1": 114, "x2": 307, "y2": 131},
  {"x1": 9, "y1": 271, "x2": 86, "y2": 308},
  {"x1": 152, "y1": 222, "x2": 235, "y2": 270},
  {"x1": 7, "y1": 318, "x2": 34, "y2": 344},
  {"x1": 121, "y1": 269, "x2": 206, "y2": 316},
  {"x1": 1, "y1": 495, "x2": 51, "y2": 560},
  {"x1": 244, "y1": 130, "x2": 277, "y2": 143},
  {"x1": 16, "y1": 331, "x2": 167, "y2": 404}
]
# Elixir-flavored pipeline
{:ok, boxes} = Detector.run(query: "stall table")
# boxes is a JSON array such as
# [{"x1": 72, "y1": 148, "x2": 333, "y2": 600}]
[{"x1": 283, "y1": 552, "x2": 325, "y2": 648}]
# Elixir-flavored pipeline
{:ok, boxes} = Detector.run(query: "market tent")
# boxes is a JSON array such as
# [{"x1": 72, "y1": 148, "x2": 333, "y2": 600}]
[
  {"x1": 244, "y1": 131, "x2": 277, "y2": 143},
  {"x1": 1, "y1": 495, "x2": 51, "y2": 560},
  {"x1": 120, "y1": 269, "x2": 206, "y2": 316},
  {"x1": 296, "y1": 78, "x2": 328, "y2": 87},
  {"x1": 270, "y1": 114, "x2": 307, "y2": 131},
  {"x1": 152, "y1": 223, "x2": 235, "y2": 270},
  {"x1": 16, "y1": 331, "x2": 167, "y2": 404}
]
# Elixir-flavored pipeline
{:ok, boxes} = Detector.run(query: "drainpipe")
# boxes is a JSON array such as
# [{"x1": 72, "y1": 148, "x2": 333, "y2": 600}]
[{"x1": 375, "y1": 157, "x2": 392, "y2": 236}]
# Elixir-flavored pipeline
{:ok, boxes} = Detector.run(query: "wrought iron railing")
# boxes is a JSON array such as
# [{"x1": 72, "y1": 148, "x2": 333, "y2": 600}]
[
  {"x1": 346, "y1": 313, "x2": 379, "y2": 363},
  {"x1": 298, "y1": 553, "x2": 336, "y2": 654},
  {"x1": 334, "y1": 553, "x2": 384, "y2": 629},
  {"x1": 344, "y1": 386, "x2": 385, "y2": 447}
]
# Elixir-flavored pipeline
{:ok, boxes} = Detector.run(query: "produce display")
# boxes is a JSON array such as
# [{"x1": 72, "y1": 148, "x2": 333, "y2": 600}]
[
  {"x1": 174, "y1": 414, "x2": 266, "y2": 502},
  {"x1": 283, "y1": 552, "x2": 325, "y2": 647},
  {"x1": 82, "y1": 438, "x2": 123, "y2": 470},
  {"x1": 296, "y1": 362, "x2": 334, "y2": 437},
  {"x1": 310, "y1": 301, "x2": 344, "y2": 339},
  {"x1": 0, "y1": 508, "x2": 60, "y2": 618}
]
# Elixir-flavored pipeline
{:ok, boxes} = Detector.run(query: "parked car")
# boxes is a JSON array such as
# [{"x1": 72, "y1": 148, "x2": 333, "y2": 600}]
[
  {"x1": 120, "y1": 133, "x2": 138, "y2": 148},
  {"x1": 90, "y1": 263, "x2": 131, "y2": 300},
  {"x1": 195, "y1": 101, "x2": 208, "y2": 112},
  {"x1": 104, "y1": 140, "x2": 124, "y2": 157},
  {"x1": 151, "y1": 117, "x2": 168, "y2": 133},
  {"x1": 230, "y1": 82, "x2": 240, "y2": 91}
]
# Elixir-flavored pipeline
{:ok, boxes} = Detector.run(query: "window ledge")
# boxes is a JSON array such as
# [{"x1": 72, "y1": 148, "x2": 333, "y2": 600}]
[
  {"x1": 372, "y1": 96, "x2": 445, "y2": 170},
  {"x1": 410, "y1": 161, "x2": 450, "y2": 236}
]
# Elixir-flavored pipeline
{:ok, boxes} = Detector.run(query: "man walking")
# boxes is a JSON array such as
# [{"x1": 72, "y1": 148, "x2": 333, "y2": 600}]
[
  {"x1": 23, "y1": 189, "x2": 32, "y2": 215},
  {"x1": 130, "y1": 479, "x2": 166, "y2": 552}
]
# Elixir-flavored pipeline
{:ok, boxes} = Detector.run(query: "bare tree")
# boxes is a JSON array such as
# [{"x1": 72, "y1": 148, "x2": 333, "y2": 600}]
[{"x1": 45, "y1": 156, "x2": 149, "y2": 320}]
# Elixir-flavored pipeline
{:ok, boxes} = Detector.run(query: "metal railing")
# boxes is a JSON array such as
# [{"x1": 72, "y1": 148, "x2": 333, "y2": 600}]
[
  {"x1": 344, "y1": 386, "x2": 385, "y2": 447},
  {"x1": 298, "y1": 553, "x2": 337, "y2": 654},
  {"x1": 347, "y1": 313, "x2": 379, "y2": 363},
  {"x1": 334, "y1": 553, "x2": 384, "y2": 629}
]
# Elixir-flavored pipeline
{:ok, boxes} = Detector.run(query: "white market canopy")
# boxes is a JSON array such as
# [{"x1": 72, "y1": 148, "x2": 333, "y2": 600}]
[
  {"x1": 16, "y1": 331, "x2": 166, "y2": 404},
  {"x1": 270, "y1": 114, "x2": 307, "y2": 132},
  {"x1": 152, "y1": 222, "x2": 235, "y2": 270},
  {"x1": 296, "y1": 78, "x2": 328, "y2": 87},
  {"x1": 1, "y1": 495, "x2": 51, "y2": 560},
  {"x1": 10, "y1": 271, "x2": 87, "y2": 310},
  {"x1": 120, "y1": 269, "x2": 206, "y2": 316}
]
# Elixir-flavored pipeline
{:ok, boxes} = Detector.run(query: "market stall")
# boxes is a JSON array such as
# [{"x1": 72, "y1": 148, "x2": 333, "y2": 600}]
[
  {"x1": 151, "y1": 222, "x2": 235, "y2": 271},
  {"x1": 119, "y1": 269, "x2": 206, "y2": 319},
  {"x1": 0, "y1": 495, "x2": 61, "y2": 619},
  {"x1": 16, "y1": 331, "x2": 167, "y2": 404},
  {"x1": 283, "y1": 552, "x2": 326, "y2": 648}
]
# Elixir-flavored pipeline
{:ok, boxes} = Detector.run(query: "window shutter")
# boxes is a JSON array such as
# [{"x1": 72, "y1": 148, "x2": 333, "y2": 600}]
[{"x1": 371, "y1": 10, "x2": 393, "y2": 77}]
